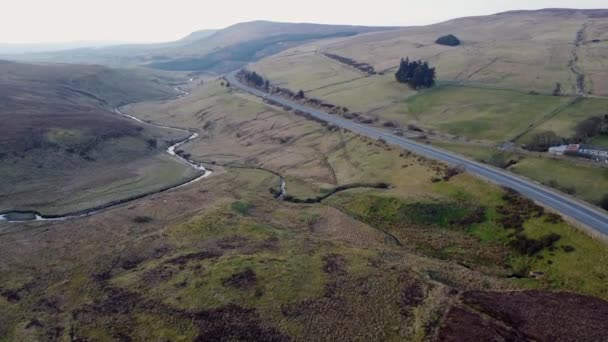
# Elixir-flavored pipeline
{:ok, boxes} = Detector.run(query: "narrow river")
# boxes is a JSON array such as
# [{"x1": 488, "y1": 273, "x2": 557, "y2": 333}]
[
  {"x1": 0, "y1": 89, "x2": 211, "y2": 223},
  {"x1": 1, "y1": 85, "x2": 288, "y2": 223}
]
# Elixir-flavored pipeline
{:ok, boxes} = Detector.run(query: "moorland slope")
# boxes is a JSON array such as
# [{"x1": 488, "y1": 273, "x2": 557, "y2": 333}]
[
  {"x1": 2, "y1": 77, "x2": 607, "y2": 341},
  {"x1": 1, "y1": 9, "x2": 608, "y2": 341},
  {"x1": 0, "y1": 61, "x2": 199, "y2": 215}
]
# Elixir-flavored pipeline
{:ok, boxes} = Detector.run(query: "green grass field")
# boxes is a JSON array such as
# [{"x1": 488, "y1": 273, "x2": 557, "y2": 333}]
[
  {"x1": 431, "y1": 142, "x2": 499, "y2": 162},
  {"x1": 402, "y1": 86, "x2": 570, "y2": 141},
  {"x1": 509, "y1": 157, "x2": 608, "y2": 204},
  {"x1": 588, "y1": 134, "x2": 608, "y2": 148},
  {"x1": 0, "y1": 132, "x2": 199, "y2": 216},
  {"x1": 252, "y1": 49, "x2": 364, "y2": 91},
  {"x1": 253, "y1": 49, "x2": 575, "y2": 143},
  {"x1": 514, "y1": 216, "x2": 608, "y2": 297},
  {"x1": 40, "y1": 154, "x2": 199, "y2": 215},
  {"x1": 519, "y1": 97, "x2": 608, "y2": 145},
  {"x1": 432, "y1": 141, "x2": 608, "y2": 205},
  {"x1": 309, "y1": 74, "x2": 414, "y2": 111}
]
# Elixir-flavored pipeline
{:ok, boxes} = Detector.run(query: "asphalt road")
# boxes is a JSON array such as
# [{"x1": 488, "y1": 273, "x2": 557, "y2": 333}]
[{"x1": 226, "y1": 71, "x2": 608, "y2": 237}]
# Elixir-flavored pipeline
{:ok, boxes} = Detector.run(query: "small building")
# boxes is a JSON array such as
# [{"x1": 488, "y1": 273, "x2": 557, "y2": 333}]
[
  {"x1": 577, "y1": 145, "x2": 608, "y2": 161},
  {"x1": 550, "y1": 144, "x2": 608, "y2": 163},
  {"x1": 548, "y1": 145, "x2": 568, "y2": 155}
]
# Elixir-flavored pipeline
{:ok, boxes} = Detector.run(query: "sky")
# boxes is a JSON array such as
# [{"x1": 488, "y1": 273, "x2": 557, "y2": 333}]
[{"x1": 1, "y1": 0, "x2": 606, "y2": 43}]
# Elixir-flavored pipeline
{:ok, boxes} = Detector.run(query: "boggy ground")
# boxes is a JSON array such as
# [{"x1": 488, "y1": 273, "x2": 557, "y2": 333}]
[{"x1": 1, "y1": 79, "x2": 607, "y2": 341}]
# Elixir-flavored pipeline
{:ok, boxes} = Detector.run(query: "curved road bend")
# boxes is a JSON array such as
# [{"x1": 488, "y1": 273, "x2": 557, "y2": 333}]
[{"x1": 226, "y1": 71, "x2": 608, "y2": 237}]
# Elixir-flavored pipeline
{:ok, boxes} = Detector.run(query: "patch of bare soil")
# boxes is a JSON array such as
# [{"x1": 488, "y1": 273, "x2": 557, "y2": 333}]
[
  {"x1": 217, "y1": 235, "x2": 249, "y2": 249},
  {"x1": 215, "y1": 235, "x2": 279, "y2": 255},
  {"x1": 165, "y1": 250, "x2": 222, "y2": 265},
  {"x1": 73, "y1": 286, "x2": 288, "y2": 342},
  {"x1": 281, "y1": 266, "x2": 423, "y2": 341},
  {"x1": 222, "y1": 268, "x2": 257, "y2": 290},
  {"x1": 399, "y1": 280, "x2": 425, "y2": 318},
  {"x1": 193, "y1": 304, "x2": 289, "y2": 342},
  {"x1": 438, "y1": 307, "x2": 527, "y2": 342},
  {"x1": 141, "y1": 264, "x2": 179, "y2": 286},
  {"x1": 120, "y1": 245, "x2": 172, "y2": 271},
  {"x1": 0, "y1": 282, "x2": 35, "y2": 303},
  {"x1": 322, "y1": 253, "x2": 348, "y2": 276},
  {"x1": 0, "y1": 289, "x2": 21, "y2": 303},
  {"x1": 458, "y1": 290, "x2": 608, "y2": 342}
]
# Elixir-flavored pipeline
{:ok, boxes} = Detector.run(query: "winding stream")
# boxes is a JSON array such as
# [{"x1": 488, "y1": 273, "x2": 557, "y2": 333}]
[
  {"x1": 0, "y1": 91, "x2": 211, "y2": 223},
  {"x1": 277, "y1": 177, "x2": 287, "y2": 200},
  {"x1": 1, "y1": 84, "x2": 289, "y2": 223}
]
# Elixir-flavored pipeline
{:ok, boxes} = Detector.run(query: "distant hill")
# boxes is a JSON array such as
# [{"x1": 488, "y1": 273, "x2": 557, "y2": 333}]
[
  {"x1": 178, "y1": 29, "x2": 218, "y2": 43},
  {"x1": 4, "y1": 21, "x2": 398, "y2": 73},
  {"x1": 495, "y1": 8, "x2": 608, "y2": 17},
  {"x1": 0, "y1": 41, "x2": 124, "y2": 54},
  {"x1": 283, "y1": 8, "x2": 608, "y2": 96}
]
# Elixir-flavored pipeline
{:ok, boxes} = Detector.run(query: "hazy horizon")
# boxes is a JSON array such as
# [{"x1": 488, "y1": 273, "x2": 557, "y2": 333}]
[{"x1": 2, "y1": 0, "x2": 606, "y2": 44}]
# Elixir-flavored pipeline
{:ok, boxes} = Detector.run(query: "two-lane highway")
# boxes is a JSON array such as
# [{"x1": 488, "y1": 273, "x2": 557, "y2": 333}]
[{"x1": 226, "y1": 71, "x2": 608, "y2": 237}]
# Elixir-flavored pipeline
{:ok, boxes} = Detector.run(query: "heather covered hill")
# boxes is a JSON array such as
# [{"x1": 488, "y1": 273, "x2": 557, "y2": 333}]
[{"x1": 0, "y1": 61, "x2": 196, "y2": 215}]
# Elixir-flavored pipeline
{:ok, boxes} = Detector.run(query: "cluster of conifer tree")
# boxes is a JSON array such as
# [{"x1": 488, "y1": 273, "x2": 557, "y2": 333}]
[
  {"x1": 395, "y1": 58, "x2": 436, "y2": 89},
  {"x1": 242, "y1": 71, "x2": 266, "y2": 87}
]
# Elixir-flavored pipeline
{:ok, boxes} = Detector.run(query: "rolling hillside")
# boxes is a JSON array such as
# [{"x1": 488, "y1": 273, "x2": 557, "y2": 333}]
[
  {"x1": 0, "y1": 61, "x2": 197, "y2": 215},
  {"x1": 248, "y1": 8, "x2": 608, "y2": 204},
  {"x1": 3, "y1": 76, "x2": 608, "y2": 341},
  {"x1": 2, "y1": 10, "x2": 608, "y2": 341},
  {"x1": 4, "y1": 21, "x2": 397, "y2": 73},
  {"x1": 253, "y1": 9, "x2": 608, "y2": 96}
]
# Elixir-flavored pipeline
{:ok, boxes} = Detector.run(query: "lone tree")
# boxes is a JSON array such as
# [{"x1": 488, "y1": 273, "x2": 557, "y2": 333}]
[
  {"x1": 435, "y1": 34, "x2": 461, "y2": 46},
  {"x1": 395, "y1": 58, "x2": 436, "y2": 89},
  {"x1": 553, "y1": 82, "x2": 562, "y2": 96}
]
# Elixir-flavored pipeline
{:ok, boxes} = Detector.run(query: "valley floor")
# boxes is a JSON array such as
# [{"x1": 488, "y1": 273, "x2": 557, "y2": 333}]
[
  {"x1": 2, "y1": 10, "x2": 608, "y2": 341},
  {"x1": 1, "y1": 79, "x2": 607, "y2": 341}
]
